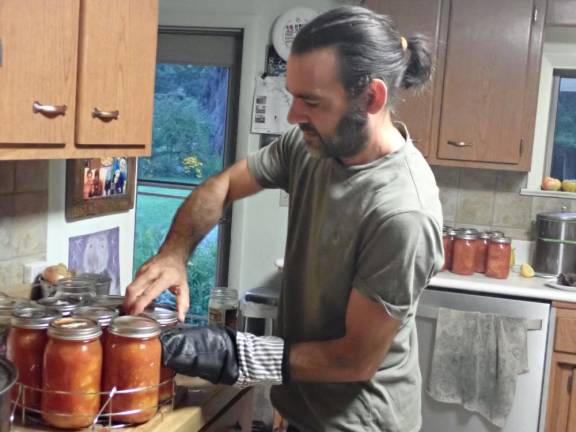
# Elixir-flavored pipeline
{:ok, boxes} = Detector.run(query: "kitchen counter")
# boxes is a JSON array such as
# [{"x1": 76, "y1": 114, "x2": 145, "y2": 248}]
[
  {"x1": 13, "y1": 377, "x2": 252, "y2": 432},
  {"x1": 430, "y1": 271, "x2": 576, "y2": 303}
]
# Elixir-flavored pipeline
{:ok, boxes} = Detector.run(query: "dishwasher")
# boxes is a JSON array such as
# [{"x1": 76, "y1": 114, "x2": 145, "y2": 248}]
[{"x1": 416, "y1": 287, "x2": 552, "y2": 432}]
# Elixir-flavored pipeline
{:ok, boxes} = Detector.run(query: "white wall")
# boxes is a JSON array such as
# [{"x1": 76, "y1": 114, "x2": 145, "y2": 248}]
[
  {"x1": 46, "y1": 0, "x2": 339, "y2": 296},
  {"x1": 46, "y1": 160, "x2": 135, "y2": 292}
]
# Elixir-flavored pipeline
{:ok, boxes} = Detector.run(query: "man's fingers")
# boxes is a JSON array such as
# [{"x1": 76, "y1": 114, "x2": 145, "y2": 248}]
[
  {"x1": 174, "y1": 286, "x2": 190, "y2": 322},
  {"x1": 123, "y1": 265, "x2": 161, "y2": 311}
]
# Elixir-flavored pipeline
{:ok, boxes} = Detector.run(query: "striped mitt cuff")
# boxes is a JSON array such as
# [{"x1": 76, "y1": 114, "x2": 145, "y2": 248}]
[{"x1": 235, "y1": 331, "x2": 290, "y2": 387}]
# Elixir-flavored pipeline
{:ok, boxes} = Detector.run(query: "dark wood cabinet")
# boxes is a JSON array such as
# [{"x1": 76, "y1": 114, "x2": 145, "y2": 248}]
[
  {"x1": 364, "y1": 0, "x2": 443, "y2": 158},
  {"x1": 366, "y1": 0, "x2": 547, "y2": 171}
]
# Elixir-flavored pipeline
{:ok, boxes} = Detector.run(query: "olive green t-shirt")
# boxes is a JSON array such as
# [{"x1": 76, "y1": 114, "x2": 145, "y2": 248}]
[{"x1": 247, "y1": 125, "x2": 443, "y2": 432}]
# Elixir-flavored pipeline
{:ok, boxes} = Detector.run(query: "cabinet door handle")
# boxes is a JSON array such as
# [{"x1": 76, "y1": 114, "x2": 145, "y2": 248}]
[
  {"x1": 92, "y1": 107, "x2": 119, "y2": 120},
  {"x1": 447, "y1": 140, "x2": 472, "y2": 148},
  {"x1": 32, "y1": 101, "x2": 67, "y2": 117}
]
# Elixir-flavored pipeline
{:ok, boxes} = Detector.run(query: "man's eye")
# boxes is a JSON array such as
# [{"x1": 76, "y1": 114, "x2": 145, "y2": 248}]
[{"x1": 304, "y1": 100, "x2": 319, "y2": 107}]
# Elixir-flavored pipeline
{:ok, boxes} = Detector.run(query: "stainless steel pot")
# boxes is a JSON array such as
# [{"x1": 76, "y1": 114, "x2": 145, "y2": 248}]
[
  {"x1": 533, "y1": 212, "x2": 576, "y2": 276},
  {"x1": 0, "y1": 357, "x2": 18, "y2": 432}
]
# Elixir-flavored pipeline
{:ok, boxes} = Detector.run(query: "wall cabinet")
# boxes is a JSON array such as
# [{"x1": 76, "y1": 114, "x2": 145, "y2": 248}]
[
  {"x1": 366, "y1": 0, "x2": 546, "y2": 171},
  {"x1": 0, "y1": 0, "x2": 158, "y2": 160},
  {"x1": 547, "y1": 0, "x2": 576, "y2": 26},
  {"x1": 545, "y1": 302, "x2": 576, "y2": 431}
]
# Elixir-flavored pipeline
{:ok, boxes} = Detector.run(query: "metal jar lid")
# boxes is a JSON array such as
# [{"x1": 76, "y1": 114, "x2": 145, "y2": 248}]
[
  {"x1": 537, "y1": 212, "x2": 576, "y2": 222},
  {"x1": 91, "y1": 295, "x2": 125, "y2": 309},
  {"x1": 454, "y1": 227, "x2": 479, "y2": 234},
  {"x1": 109, "y1": 316, "x2": 160, "y2": 339},
  {"x1": 73, "y1": 306, "x2": 119, "y2": 327},
  {"x1": 48, "y1": 317, "x2": 102, "y2": 341},
  {"x1": 490, "y1": 235, "x2": 512, "y2": 244},
  {"x1": 36, "y1": 297, "x2": 82, "y2": 315},
  {"x1": 455, "y1": 232, "x2": 479, "y2": 240},
  {"x1": 484, "y1": 230, "x2": 505, "y2": 237},
  {"x1": 11, "y1": 306, "x2": 60, "y2": 330},
  {"x1": 142, "y1": 307, "x2": 178, "y2": 327},
  {"x1": 479, "y1": 232, "x2": 492, "y2": 240},
  {"x1": 0, "y1": 357, "x2": 18, "y2": 397}
]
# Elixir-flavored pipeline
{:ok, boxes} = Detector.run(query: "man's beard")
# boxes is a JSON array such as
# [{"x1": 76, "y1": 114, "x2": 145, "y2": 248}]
[{"x1": 300, "y1": 103, "x2": 368, "y2": 159}]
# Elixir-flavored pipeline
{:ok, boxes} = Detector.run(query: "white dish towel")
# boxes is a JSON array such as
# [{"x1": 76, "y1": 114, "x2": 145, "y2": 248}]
[{"x1": 427, "y1": 307, "x2": 529, "y2": 428}]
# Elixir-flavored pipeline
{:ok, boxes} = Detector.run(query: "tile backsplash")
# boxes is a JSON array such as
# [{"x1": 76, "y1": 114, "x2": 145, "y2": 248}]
[
  {"x1": 432, "y1": 166, "x2": 576, "y2": 240},
  {"x1": 0, "y1": 161, "x2": 48, "y2": 293}
]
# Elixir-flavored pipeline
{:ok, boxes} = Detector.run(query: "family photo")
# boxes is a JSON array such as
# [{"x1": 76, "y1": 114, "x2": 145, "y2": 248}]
[{"x1": 83, "y1": 157, "x2": 129, "y2": 200}]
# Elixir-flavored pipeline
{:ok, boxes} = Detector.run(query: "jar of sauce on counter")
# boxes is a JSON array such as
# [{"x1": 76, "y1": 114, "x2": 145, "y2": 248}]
[
  {"x1": 73, "y1": 306, "x2": 118, "y2": 347},
  {"x1": 7, "y1": 306, "x2": 59, "y2": 410},
  {"x1": 103, "y1": 316, "x2": 161, "y2": 424},
  {"x1": 474, "y1": 232, "x2": 492, "y2": 273},
  {"x1": 451, "y1": 232, "x2": 479, "y2": 275},
  {"x1": 36, "y1": 296, "x2": 82, "y2": 317},
  {"x1": 486, "y1": 236, "x2": 512, "y2": 279},
  {"x1": 42, "y1": 317, "x2": 102, "y2": 429},
  {"x1": 142, "y1": 307, "x2": 177, "y2": 404},
  {"x1": 441, "y1": 228, "x2": 456, "y2": 271}
]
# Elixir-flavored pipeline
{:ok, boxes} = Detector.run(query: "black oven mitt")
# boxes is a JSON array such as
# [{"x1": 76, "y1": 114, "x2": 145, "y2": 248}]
[
  {"x1": 160, "y1": 325, "x2": 239, "y2": 385},
  {"x1": 160, "y1": 324, "x2": 289, "y2": 386}
]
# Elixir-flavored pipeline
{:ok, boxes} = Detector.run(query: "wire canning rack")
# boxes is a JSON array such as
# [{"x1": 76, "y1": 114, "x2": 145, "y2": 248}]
[{"x1": 10, "y1": 377, "x2": 176, "y2": 431}]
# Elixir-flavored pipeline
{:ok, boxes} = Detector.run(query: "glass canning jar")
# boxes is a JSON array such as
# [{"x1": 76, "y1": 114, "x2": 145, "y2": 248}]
[
  {"x1": 103, "y1": 316, "x2": 161, "y2": 424},
  {"x1": 486, "y1": 236, "x2": 513, "y2": 279},
  {"x1": 42, "y1": 317, "x2": 103, "y2": 429},
  {"x1": 474, "y1": 232, "x2": 492, "y2": 273},
  {"x1": 73, "y1": 306, "x2": 118, "y2": 348},
  {"x1": 441, "y1": 228, "x2": 456, "y2": 271},
  {"x1": 36, "y1": 296, "x2": 82, "y2": 317},
  {"x1": 142, "y1": 307, "x2": 177, "y2": 403},
  {"x1": 0, "y1": 298, "x2": 28, "y2": 357},
  {"x1": 7, "y1": 306, "x2": 59, "y2": 411},
  {"x1": 451, "y1": 232, "x2": 479, "y2": 276},
  {"x1": 55, "y1": 277, "x2": 97, "y2": 305},
  {"x1": 208, "y1": 287, "x2": 239, "y2": 329},
  {"x1": 91, "y1": 295, "x2": 125, "y2": 315}
]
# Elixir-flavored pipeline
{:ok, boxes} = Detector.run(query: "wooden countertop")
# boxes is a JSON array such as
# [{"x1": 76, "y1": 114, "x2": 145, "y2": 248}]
[{"x1": 12, "y1": 377, "x2": 246, "y2": 432}]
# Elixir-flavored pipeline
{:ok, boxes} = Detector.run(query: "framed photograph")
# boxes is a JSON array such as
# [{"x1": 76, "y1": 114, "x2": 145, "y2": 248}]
[{"x1": 65, "y1": 157, "x2": 136, "y2": 221}]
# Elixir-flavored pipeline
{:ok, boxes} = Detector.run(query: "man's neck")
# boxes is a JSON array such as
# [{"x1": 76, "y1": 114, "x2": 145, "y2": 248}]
[{"x1": 340, "y1": 113, "x2": 405, "y2": 166}]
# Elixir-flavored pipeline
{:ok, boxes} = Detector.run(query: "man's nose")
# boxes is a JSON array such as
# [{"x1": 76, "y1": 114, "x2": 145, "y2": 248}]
[{"x1": 287, "y1": 100, "x2": 306, "y2": 125}]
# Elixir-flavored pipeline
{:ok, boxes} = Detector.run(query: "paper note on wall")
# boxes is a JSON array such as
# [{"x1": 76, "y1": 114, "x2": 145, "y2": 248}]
[{"x1": 251, "y1": 76, "x2": 293, "y2": 135}]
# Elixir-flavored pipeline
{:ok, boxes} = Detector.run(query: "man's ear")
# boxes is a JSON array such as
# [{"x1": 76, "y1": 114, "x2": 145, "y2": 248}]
[{"x1": 365, "y1": 79, "x2": 388, "y2": 114}]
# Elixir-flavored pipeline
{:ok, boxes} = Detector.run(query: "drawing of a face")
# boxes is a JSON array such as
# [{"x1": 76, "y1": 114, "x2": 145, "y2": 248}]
[{"x1": 82, "y1": 234, "x2": 109, "y2": 274}]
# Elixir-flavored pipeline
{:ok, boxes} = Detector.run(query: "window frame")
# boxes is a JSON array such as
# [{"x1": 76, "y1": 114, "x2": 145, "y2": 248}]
[
  {"x1": 135, "y1": 26, "x2": 243, "y2": 287},
  {"x1": 522, "y1": 27, "x2": 576, "y2": 197}
]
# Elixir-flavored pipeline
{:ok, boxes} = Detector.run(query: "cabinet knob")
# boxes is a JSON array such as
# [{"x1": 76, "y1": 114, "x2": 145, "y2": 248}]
[
  {"x1": 447, "y1": 140, "x2": 472, "y2": 148},
  {"x1": 92, "y1": 107, "x2": 119, "y2": 121},
  {"x1": 32, "y1": 101, "x2": 67, "y2": 117}
]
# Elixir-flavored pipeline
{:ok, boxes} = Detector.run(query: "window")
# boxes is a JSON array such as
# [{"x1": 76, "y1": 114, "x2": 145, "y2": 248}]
[
  {"x1": 133, "y1": 29, "x2": 242, "y2": 320},
  {"x1": 546, "y1": 72, "x2": 576, "y2": 181},
  {"x1": 523, "y1": 27, "x2": 576, "y2": 194}
]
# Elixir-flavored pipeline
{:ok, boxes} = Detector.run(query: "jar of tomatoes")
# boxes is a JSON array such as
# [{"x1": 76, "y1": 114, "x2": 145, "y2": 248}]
[
  {"x1": 103, "y1": 316, "x2": 161, "y2": 424},
  {"x1": 486, "y1": 236, "x2": 512, "y2": 279},
  {"x1": 7, "y1": 306, "x2": 59, "y2": 411},
  {"x1": 142, "y1": 307, "x2": 177, "y2": 404},
  {"x1": 36, "y1": 296, "x2": 82, "y2": 317},
  {"x1": 474, "y1": 232, "x2": 492, "y2": 273},
  {"x1": 451, "y1": 232, "x2": 479, "y2": 275},
  {"x1": 441, "y1": 227, "x2": 456, "y2": 271},
  {"x1": 42, "y1": 317, "x2": 103, "y2": 429},
  {"x1": 73, "y1": 306, "x2": 118, "y2": 347}
]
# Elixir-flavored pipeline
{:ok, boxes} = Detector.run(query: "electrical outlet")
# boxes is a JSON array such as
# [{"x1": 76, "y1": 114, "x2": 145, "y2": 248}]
[
  {"x1": 279, "y1": 191, "x2": 289, "y2": 207},
  {"x1": 23, "y1": 261, "x2": 49, "y2": 284}
]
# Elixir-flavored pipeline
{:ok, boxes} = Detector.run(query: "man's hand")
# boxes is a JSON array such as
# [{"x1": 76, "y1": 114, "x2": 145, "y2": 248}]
[{"x1": 124, "y1": 253, "x2": 190, "y2": 321}]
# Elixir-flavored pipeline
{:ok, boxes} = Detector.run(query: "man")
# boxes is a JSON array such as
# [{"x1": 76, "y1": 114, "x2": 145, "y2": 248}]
[{"x1": 125, "y1": 6, "x2": 443, "y2": 431}]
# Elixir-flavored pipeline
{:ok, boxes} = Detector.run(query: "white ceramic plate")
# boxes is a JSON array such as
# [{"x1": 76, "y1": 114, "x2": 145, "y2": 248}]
[
  {"x1": 545, "y1": 281, "x2": 576, "y2": 291},
  {"x1": 271, "y1": 7, "x2": 318, "y2": 61}
]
